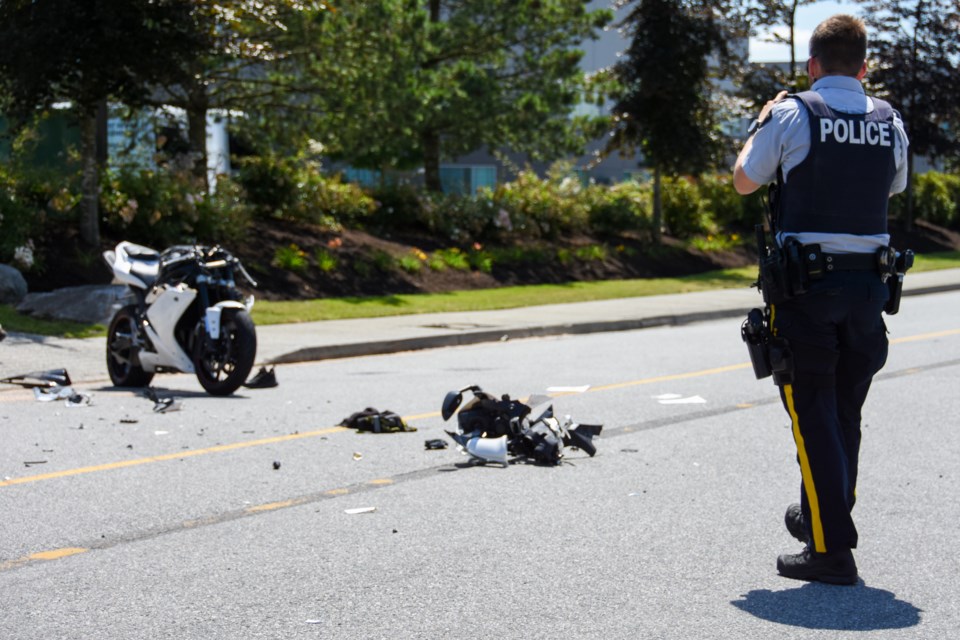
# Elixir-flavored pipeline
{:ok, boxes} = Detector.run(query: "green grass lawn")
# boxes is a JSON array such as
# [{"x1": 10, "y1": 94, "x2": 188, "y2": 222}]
[{"x1": 3, "y1": 251, "x2": 959, "y2": 337}]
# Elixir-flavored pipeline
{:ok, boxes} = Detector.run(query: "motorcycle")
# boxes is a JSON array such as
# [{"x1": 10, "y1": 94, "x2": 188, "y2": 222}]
[{"x1": 103, "y1": 241, "x2": 259, "y2": 396}]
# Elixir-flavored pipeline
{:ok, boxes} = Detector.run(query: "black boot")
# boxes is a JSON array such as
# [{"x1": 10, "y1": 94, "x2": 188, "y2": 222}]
[
  {"x1": 777, "y1": 546, "x2": 858, "y2": 585},
  {"x1": 785, "y1": 503, "x2": 810, "y2": 544}
]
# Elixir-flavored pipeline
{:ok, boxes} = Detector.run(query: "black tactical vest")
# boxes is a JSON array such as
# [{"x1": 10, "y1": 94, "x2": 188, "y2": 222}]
[{"x1": 777, "y1": 91, "x2": 897, "y2": 236}]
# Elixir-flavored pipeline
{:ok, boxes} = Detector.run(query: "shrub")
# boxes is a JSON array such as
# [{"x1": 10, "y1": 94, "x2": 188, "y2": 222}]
[
  {"x1": 585, "y1": 180, "x2": 653, "y2": 236},
  {"x1": 492, "y1": 165, "x2": 591, "y2": 239},
  {"x1": 662, "y1": 176, "x2": 717, "y2": 238},
  {"x1": 314, "y1": 247, "x2": 339, "y2": 273},
  {"x1": 234, "y1": 154, "x2": 376, "y2": 229},
  {"x1": 272, "y1": 244, "x2": 308, "y2": 272},
  {"x1": 432, "y1": 247, "x2": 471, "y2": 271},
  {"x1": 698, "y1": 174, "x2": 753, "y2": 230},
  {"x1": 100, "y1": 167, "x2": 252, "y2": 248},
  {"x1": 0, "y1": 163, "x2": 77, "y2": 269},
  {"x1": 913, "y1": 171, "x2": 960, "y2": 229}
]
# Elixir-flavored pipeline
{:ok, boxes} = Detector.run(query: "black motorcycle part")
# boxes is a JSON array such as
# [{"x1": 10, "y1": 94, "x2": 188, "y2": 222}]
[
  {"x1": 106, "y1": 305, "x2": 155, "y2": 388},
  {"x1": 192, "y1": 309, "x2": 257, "y2": 396}
]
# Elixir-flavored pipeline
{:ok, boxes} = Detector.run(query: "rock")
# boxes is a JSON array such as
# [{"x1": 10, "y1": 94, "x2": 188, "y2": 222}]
[
  {"x1": 0, "y1": 263, "x2": 29, "y2": 304},
  {"x1": 16, "y1": 285, "x2": 135, "y2": 325}
]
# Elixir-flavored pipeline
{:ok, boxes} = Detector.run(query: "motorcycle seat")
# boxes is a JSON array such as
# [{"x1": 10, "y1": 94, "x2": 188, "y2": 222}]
[{"x1": 129, "y1": 253, "x2": 160, "y2": 288}]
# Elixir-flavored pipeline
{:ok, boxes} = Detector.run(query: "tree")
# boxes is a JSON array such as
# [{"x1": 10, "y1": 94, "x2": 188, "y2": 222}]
[
  {"x1": 857, "y1": 0, "x2": 960, "y2": 229},
  {"x1": 147, "y1": 1, "x2": 330, "y2": 190},
  {"x1": 605, "y1": 0, "x2": 740, "y2": 239},
  {"x1": 0, "y1": 0, "x2": 205, "y2": 247},
  {"x1": 285, "y1": 1, "x2": 612, "y2": 192},
  {"x1": 749, "y1": 0, "x2": 818, "y2": 89}
]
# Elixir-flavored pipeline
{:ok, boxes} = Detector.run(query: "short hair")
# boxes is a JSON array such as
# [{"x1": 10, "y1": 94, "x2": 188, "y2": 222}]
[{"x1": 809, "y1": 14, "x2": 867, "y2": 76}]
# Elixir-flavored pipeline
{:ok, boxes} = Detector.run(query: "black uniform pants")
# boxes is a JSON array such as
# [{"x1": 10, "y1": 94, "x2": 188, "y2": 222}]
[{"x1": 770, "y1": 271, "x2": 889, "y2": 554}]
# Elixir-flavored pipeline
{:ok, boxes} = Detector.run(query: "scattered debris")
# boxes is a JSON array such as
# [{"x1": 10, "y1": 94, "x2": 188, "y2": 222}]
[
  {"x1": 441, "y1": 385, "x2": 603, "y2": 466},
  {"x1": 243, "y1": 366, "x2": 278, "y2": 389},
  {"x1": 424, "y1": 439, "x2": 448, "y2": 450},
  {"x1": 344, "y1": 507, "x2": 376, "y2": 515},
  {"x1": 64, "y1": 393, "x2": 92, "y2": 407},
  {"x1": 120, "y1": 418, "x2": 139, "y2": 424},
  {"x1": 272, "y1": 461, "x2": 281, "y2": 470},
  {"x1": 23, "y1": 460, "x2": 47, "y2": 467},
  {"x1": 145, "y1": 388, "x2": 183, "y2": 413},
  {"x1": 339, "y1": 408, "x2": 416, "y2": 433},
  {"x1": 352, "y1": 452, "x2": 363, "y2": 461},
  {"x1": 31, "y1": 385, "x2": 91, "y2": 407},
  {"x1": 1, "y1": 368, "x2": 71, "y2": 389}
]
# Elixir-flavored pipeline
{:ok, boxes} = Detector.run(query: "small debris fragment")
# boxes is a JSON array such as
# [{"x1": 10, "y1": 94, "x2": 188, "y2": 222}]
[
  {"x1": 352, "y1": 452, "x2": 363, "y2": 461},
  {"x1": 120, "y1": 418, "x2": 139, "y2": 424},
  {"x1": 65, "y1": 393, "x2": 92, "y2": 408},
  {"x1": 272, "y1": 461, "x2": 281, "y2": 470},
  {"x1": 424, "y1": 439, "x2": 448, "y2": 450},
  {"x1": 344, "y1": 507, "x2": 376, "y2": 515}
]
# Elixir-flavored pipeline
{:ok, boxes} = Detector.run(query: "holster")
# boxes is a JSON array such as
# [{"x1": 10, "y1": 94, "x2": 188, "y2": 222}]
[
  {"x1": 883, "y1": 249, "x2": 914, "y2": 315},
  {"x1": 741, "y1": 307, "x2": 794, "y2": 385}
]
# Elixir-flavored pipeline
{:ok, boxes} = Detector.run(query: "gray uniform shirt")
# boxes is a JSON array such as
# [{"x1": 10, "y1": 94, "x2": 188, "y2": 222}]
[{"x1": 739, "y1": 75, "x2": 910, "y2": 253}]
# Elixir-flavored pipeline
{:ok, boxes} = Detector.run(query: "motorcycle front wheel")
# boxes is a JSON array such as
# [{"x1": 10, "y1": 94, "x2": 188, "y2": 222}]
[
  {"x1": 193, "y1": 309, "x2": 257, "y2": 396},
  {"x1": 106, "y1": 305, "x2": 155, "y2": 388}
]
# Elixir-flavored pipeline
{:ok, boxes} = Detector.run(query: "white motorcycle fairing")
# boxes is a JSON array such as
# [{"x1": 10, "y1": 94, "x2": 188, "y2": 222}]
[
  {"x1": 204, "y1": 300, "x2": 248, "y2": 339},
  {"x1": 140, "y1": 284, "x2": 197, "y2": 373}
]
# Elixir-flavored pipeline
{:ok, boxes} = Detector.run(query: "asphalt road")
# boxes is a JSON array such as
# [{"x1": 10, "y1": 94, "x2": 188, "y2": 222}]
[{"x1": 2, "y1": 292, "x2": 959, "y2": 639}]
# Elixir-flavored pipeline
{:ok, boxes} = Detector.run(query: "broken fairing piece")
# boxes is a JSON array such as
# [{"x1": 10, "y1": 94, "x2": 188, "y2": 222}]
[
  {"x1": 441, "y1": 385, "x2": 603, "y2": 466},
  {"x1": 243, "y1": 366, "x2": 278, "y2": 389},
  {"x1": 153, "y1": 397, "x2": 183, "y2": 413},
  {"x1": 33, "y1": 386, "x2": 76, "y2": 402},
  {"x1": 3, "y1": 368, "x2": 72, "y2": 389},
  {"x1": 448, "y1": 432, "x2": 509, "y2": 466},
  {"x1": 424, "y1": 439, "x2": 449, "y2": 450}
]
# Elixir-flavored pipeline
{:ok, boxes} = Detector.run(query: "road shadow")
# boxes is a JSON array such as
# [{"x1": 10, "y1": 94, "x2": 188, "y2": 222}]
[{"x1": 731, "y1": 582, "x2": 921, "y2": 630}]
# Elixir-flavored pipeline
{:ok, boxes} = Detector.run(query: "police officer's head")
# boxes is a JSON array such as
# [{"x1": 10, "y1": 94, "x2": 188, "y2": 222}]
[{"x1": 808, "y1": 14, "x2": 867, "y2": 79}]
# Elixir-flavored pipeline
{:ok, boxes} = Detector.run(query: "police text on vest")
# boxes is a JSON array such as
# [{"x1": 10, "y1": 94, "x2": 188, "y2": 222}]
[{"x1": 820, "y1": 119, "x2": 892, "y2": 146}]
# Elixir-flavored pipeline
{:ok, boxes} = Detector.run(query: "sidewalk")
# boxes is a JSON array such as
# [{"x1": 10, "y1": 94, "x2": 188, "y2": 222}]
[{"x1": 3, "y1": 268, "x2": 960, "y2": 385}]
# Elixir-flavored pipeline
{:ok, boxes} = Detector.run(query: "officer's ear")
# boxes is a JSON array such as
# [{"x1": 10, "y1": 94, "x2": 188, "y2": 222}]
[{"x1": 856, "y1": 61, "x2": 867, "y2": 81}]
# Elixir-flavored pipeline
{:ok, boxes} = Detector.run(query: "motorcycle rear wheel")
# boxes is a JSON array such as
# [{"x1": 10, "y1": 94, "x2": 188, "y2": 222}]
[
  {"x1": 106, "y1": 305, "x2": 155, "y2": 388},
  {"x1": 193, "y1": 309, "x2": 257, "y2": 396}
]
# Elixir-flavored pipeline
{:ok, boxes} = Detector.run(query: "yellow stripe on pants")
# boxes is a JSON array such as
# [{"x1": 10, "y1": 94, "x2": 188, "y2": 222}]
[{"x1": 783, "y1": 383, "x2": 827, "y2": 553}]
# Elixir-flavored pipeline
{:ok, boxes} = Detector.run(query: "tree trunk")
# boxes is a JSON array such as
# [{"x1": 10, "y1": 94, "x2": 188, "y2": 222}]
[
  {"x1": 422, "y1": 128, "x2": 442, "y2": 193},
  {"x1": 904, "y1": 151, "x2": 915, "y2": 232},
  {"x1": 79, "y1": 112, "x2": 101, "y2": 248},
  {"x1": 652, "y1": 165, "x2": 663, "y2": 242},
  {"x1": 422, "y1": 0, "x2": 443, "y2": 193},
  {"x1": 186, "y1": 80, "x2": 210, "y2": 191}
]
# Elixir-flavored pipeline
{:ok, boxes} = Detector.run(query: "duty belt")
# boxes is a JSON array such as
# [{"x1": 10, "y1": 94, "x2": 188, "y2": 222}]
[{"x1": 821, "y1": 252, "x2": 878, "y2": 272}]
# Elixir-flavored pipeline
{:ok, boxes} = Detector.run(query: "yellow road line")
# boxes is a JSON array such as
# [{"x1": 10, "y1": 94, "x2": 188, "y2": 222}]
[
  {"x1": 890, "y1": 328, "x2": 960, "y2": 344},
  {"x1": 589, "y1": 363, "x2": 752, "y2": 392},
  {"x1": 0, "y1": 547, "x2": 89, "y2": 572},
  {"x1": 0, "y1": 426, "x2": 348, "y2": 488}
]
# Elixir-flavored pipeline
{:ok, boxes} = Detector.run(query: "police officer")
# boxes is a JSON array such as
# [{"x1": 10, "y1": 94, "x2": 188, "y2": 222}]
[{"x1": 733, "y1": 14, "x2": 909, "y2": 585}]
